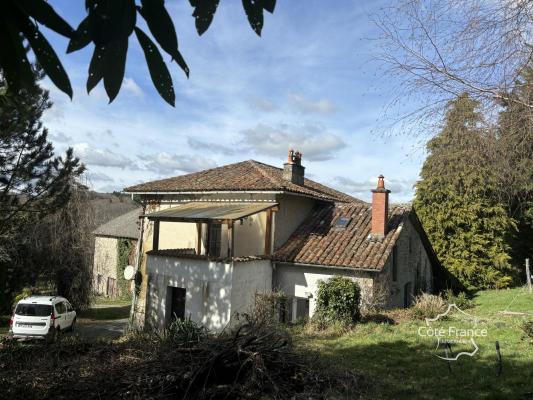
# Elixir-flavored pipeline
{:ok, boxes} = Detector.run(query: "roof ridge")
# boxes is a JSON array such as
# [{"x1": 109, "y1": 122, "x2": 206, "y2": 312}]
[{"x1": 247, "y1": 160, "x2": 283, "y2": 188}]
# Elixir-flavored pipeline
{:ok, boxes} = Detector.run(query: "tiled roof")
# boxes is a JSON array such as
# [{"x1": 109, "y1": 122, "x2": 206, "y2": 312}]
[
  {"x1": 93, "y1": 208, "x2": 141, "y2": 240},
  {"x1": 124, "y1": 160, "x2": 356, "y2": 203},
  {"x1": 273, "y1": 202, "x2": 411, "y2": 270}
]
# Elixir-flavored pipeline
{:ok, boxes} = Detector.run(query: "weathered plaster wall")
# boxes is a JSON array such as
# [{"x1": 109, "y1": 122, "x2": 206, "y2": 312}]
[
  {"x1": 273, "y1": 194, "x2": 316, "y2": 250},
  {"x1": 159, "y1": 221, "x2": 198, "y2": 250},
  {"x1": 145, "y1": 255, "x2": 234, "y2": 331},
  {"x1": 230, "y1": 260, "x2": 272, "y2": 316},
  {"x1": 233, "y1": 212, "x2": 267, "y2": 257},
  {"x1": 274, "y1": 263, "x2": 375, "y2": 318},
  {"x1": 376, "y1": 218, "x2": 434, "y2": 309},
  {"x1": 93, "y1": 236, "x2": 118, "y2": 295}
]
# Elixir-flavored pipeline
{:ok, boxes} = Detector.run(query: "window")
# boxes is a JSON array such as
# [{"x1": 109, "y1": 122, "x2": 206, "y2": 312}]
[
  {"x1": 55, "y1": 302, "x2": 66, "y2": 315},
  {"x1": 335, "y1": 216, "x2": 352, "y2": 229},
  {"x1": 392, "y1": 246, "x2": 398, "y2": 281},
  {"x1": 208, "y1": 224, "x2": 222, "y2": 257},
  {"x1": 15, "y1": 304, "x2": 52, "y2": 317},
  {"x1": 66, "y1": 302, "x2": 73, "y2": 312}
]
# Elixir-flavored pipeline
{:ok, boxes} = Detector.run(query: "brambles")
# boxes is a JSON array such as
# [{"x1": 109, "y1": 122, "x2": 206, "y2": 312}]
[{"x1": 410, "y1": 293, "x2": 446, "y2": 320}]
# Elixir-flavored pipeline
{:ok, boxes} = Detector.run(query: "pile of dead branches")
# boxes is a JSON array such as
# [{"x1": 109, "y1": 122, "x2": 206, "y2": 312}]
[{"x1": 0, "y1": 318, "x2": 362, "y2": 399}]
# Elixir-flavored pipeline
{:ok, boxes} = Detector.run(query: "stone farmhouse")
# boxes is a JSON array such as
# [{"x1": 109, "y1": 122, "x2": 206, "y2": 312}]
[
  {"x1": 124, "y1": 151, "x2": 445, "y2": 331},
  {"x1": 93, "y1": 208, "x2": 140, "y2": 298}
]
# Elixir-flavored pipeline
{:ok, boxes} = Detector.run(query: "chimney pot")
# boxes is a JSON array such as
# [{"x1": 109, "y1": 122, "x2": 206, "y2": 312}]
[
  {"x1": 283, "y1": 149, "x2": 305, "y2": 185},
  {"x1": 370, "y1": 174, "x2": 391, "y2": 238}
]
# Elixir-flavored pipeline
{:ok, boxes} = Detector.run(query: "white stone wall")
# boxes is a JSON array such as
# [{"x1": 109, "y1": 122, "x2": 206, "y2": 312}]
[
  {"x1": 145, "y1": 255, "x2": 234, "y2": 331},
  {"x1": 274, "y1": 263, "x2": 375, "y2": 318},
  {"x1": 93, "y1": 236, "x2": 118, "y2": 295},
  {"x1": 145, "y1": 256, "x2": 272, "y2": 331},
  {"x1": 230, "y1": 260, "x2": 272, "y2": 316}
]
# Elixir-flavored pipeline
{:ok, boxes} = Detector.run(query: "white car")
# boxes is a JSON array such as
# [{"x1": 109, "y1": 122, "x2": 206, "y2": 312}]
[{"x1": 9, "y1": 296, "x2": 77, "y2": 341}]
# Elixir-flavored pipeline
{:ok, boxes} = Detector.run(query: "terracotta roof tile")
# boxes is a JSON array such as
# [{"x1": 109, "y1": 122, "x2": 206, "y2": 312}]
[
  {"x1": 273, "y1": 202, "x2": 410, "y2": 270},
  {"x1": 124, "y1": 160, "x2": 356, "y2": 203}
]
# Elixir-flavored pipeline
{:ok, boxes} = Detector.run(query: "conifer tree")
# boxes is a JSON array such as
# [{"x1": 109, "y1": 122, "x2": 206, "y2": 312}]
[{"x1": 414, "y1": 94, "x2": 516, "y2": 290}]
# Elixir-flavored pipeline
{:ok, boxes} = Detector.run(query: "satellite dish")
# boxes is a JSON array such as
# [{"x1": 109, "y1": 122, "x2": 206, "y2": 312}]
[{"x1": 124, "y1": 265, "x2": 135, "y2": 280}]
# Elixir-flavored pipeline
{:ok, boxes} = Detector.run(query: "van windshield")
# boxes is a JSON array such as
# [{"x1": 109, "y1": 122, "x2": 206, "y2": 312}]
[{"x1": 15, "y1": 304, "x2": 53, "y2": 317}]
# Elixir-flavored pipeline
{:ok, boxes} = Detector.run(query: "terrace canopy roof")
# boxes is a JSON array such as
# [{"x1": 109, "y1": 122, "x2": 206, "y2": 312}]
[{"x1": 143, "y1": 202, "x2": 278, "y2": 223}]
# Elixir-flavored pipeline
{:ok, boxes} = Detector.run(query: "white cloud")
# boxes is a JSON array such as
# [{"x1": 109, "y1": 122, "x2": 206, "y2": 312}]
[
  {"x1": 138, "y1": 153, "x2": 218, "y2": 175},
  {"x1": 333, "y1": 176, "x2": 414, "y2": 199},
  {"x1": 84, "y1": 171, "x2": 114, "y2": 182},
  {"x1": 49, "y1": 131, "x2": 72, "y2": 143},
  {"x1": 288, "y1": 93, "x2": 337, "y2": 115},
  {"x1": 73, "y1": 143, "x2": 134, "y2": 169},
  {"x1": 239, "y1": 123, "x2": 345, "y2": 161},
  {"x1": 187, "y1": 137, "x2": 237, "y2": 156},
  {"x1": 122, "y1": 77, "x2": 143, "y2": 97},
  {"x1": 248, "y1": 96, "x2": 277, "y2": 112}
]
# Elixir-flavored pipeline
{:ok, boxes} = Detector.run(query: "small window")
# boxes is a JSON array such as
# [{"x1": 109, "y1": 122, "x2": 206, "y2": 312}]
[
  {"x1": 335, "y1": 217, "x2": 351, "y2": 229},
  {"x1": 208, "y1": 224, "x2": 222, "y2": 257},
  {"x1": 55, "y1": 302, "x2": 66, "y2": 315},
  {"x1": 392, "y1": 246, "x2": 398, "y2": 282}
]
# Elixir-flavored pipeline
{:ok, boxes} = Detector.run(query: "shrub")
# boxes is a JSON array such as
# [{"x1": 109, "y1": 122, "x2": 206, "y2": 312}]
[
  {"x1": 443, "y1": 289, "x2": 474, "y2": 309},
  {"x1": 410, "y1": 293, "x2": 446, "y2": 320},
  {"x1": 315, "y1": 276, "x2": 361, "y2": 326},
  {"x1": 164, "y1": 316, "x2": 208, "y2": 347}
]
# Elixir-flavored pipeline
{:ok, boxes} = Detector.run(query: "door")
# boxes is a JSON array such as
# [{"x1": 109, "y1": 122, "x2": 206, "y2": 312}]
[
  {"x1": 107, "y1": 277, "x2": 117, "y2": 298},
  {"x1": 64, "y1": 301, "x2": 75, "y2": 327},
  {"x1": 169, "y1": 287, "x2": 186, "y2": 324},
  {"x1": 55, "y1": 302, "x2": 68, "y2": 329},
  {"x1": 208, "y1": 224, "x2": 222, "y2": 257}
]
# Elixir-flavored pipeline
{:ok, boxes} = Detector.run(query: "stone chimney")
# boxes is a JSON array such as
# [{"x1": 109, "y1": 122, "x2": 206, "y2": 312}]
[
  {"x1": 370, "y1": 175, "x2": 390, "y2": 238},
  {"x1": 283, "y1": 149, "x2": 305, "y2": 185}
]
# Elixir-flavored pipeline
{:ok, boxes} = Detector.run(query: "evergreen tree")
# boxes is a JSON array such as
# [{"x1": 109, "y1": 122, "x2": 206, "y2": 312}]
[
  {"x1": 0, "y1": 73, "x2": 84, "y2": 311},
  {"x1": 414, "y1": 94, "x2": 516, "y2": 290},
  {"x1": 497, "y1": 67, "x2": 533, "y2": 269}
]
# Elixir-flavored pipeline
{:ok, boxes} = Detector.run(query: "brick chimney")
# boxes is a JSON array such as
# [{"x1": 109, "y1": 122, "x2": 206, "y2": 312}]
[
  {"x1": 283, "y1": 149, "x2": 305, "y2": 185},
  {"x1": 370, "y1": 175, "x2": 390, "y2": 238}
]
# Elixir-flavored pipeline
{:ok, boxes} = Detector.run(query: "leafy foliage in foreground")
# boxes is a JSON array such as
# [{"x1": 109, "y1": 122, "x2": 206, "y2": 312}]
[{"x1": 0, "y1": 0, "x2": 277, "y2": 105}]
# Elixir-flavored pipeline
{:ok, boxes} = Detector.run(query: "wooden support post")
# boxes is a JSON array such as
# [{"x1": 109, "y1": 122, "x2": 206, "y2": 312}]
[
  {"x1": 152, "y1": 220, "x2": 160, "y2": 251},
  {"x1": 526, "y1": 258, "x2": 532, "y2": 293},
  {"x1": 264, "y1": 209, "x2": 273, "y2": 255},
  {"x1": 196, "y1": 222, "x2": 202, "y2": 255},
  {"x1": 227, "y1": 221, "x2": 234, "y2": 258}
]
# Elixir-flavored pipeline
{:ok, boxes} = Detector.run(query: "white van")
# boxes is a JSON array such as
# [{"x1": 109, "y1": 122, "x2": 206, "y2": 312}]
[{"x1": 9, "y1": 296, "x2": 77, "y2": 341}]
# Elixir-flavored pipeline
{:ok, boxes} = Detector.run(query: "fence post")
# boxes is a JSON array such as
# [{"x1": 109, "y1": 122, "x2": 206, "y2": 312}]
[{"x1": 526, "y1": 258, "x2": 532, "y2": 293}]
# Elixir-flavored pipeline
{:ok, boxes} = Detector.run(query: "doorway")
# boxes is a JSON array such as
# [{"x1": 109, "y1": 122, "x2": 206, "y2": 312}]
[{"x1": 168, "y1": 287, "x2": 186, "y2": 324}]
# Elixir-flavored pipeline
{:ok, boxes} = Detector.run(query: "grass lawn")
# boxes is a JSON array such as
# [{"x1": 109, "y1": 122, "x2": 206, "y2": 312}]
[
  {"x1": 296, "y1": 287, "x2": 533, "y2": 400},
  {"x1": 77, "y1": 297, "x2": 132, "y2": 320}
]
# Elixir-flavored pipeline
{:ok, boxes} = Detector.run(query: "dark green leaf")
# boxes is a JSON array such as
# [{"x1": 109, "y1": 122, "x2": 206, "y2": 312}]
[
  {"x1": 0, "y1": 17, "x2": 34, "y2": 91},
  {"x1": 263, "y1": 0, "x2": 276, "y2": 13},
  {"x1": 138, "y1": 0, "x2": 189, "y2": 77},
  {"x1": 20, "y1": 20, "x2": 72, "y2": 98},
  {"x1": 189, "y1": 0, "x2": 219, "y2": 36},
  {"x1": 134, "y1": 27, "x2": 175, "y2": 106},
  {"x1": 242, "y1": 0, "x2": 264, "y2": 36},
  {"x1": 87, "y1": 45, "x2": 105, "y2": 93},
  {"x1": 16, "y1": 0, "x2": 74, "y2": 38},
  {"x1": 88, "y1": 0, "x2": 135, "y2": 46},
  {"x1": 67, "y1": 17, "x2": 91, "y2": 53},
  {"x1": 103, "y1": 38, "x2": 128, "y2": 103}
]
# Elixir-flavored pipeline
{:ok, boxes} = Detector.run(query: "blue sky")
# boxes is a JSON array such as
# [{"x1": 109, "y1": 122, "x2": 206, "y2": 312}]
[{"x1": 41, "y1": 0, "x2": 428, "y2": 202}]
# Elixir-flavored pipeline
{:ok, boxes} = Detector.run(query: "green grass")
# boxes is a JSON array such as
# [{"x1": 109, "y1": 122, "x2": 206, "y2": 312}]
[
  {"x1": 93, "y1": 296, "x2": 132, "y2": 306},
  {"x1": 296, "y1": 287, "x2": 533, "y2": 400},
  {"x1": 79, "y1": 305, "x2": 131, "y2": 321}
]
